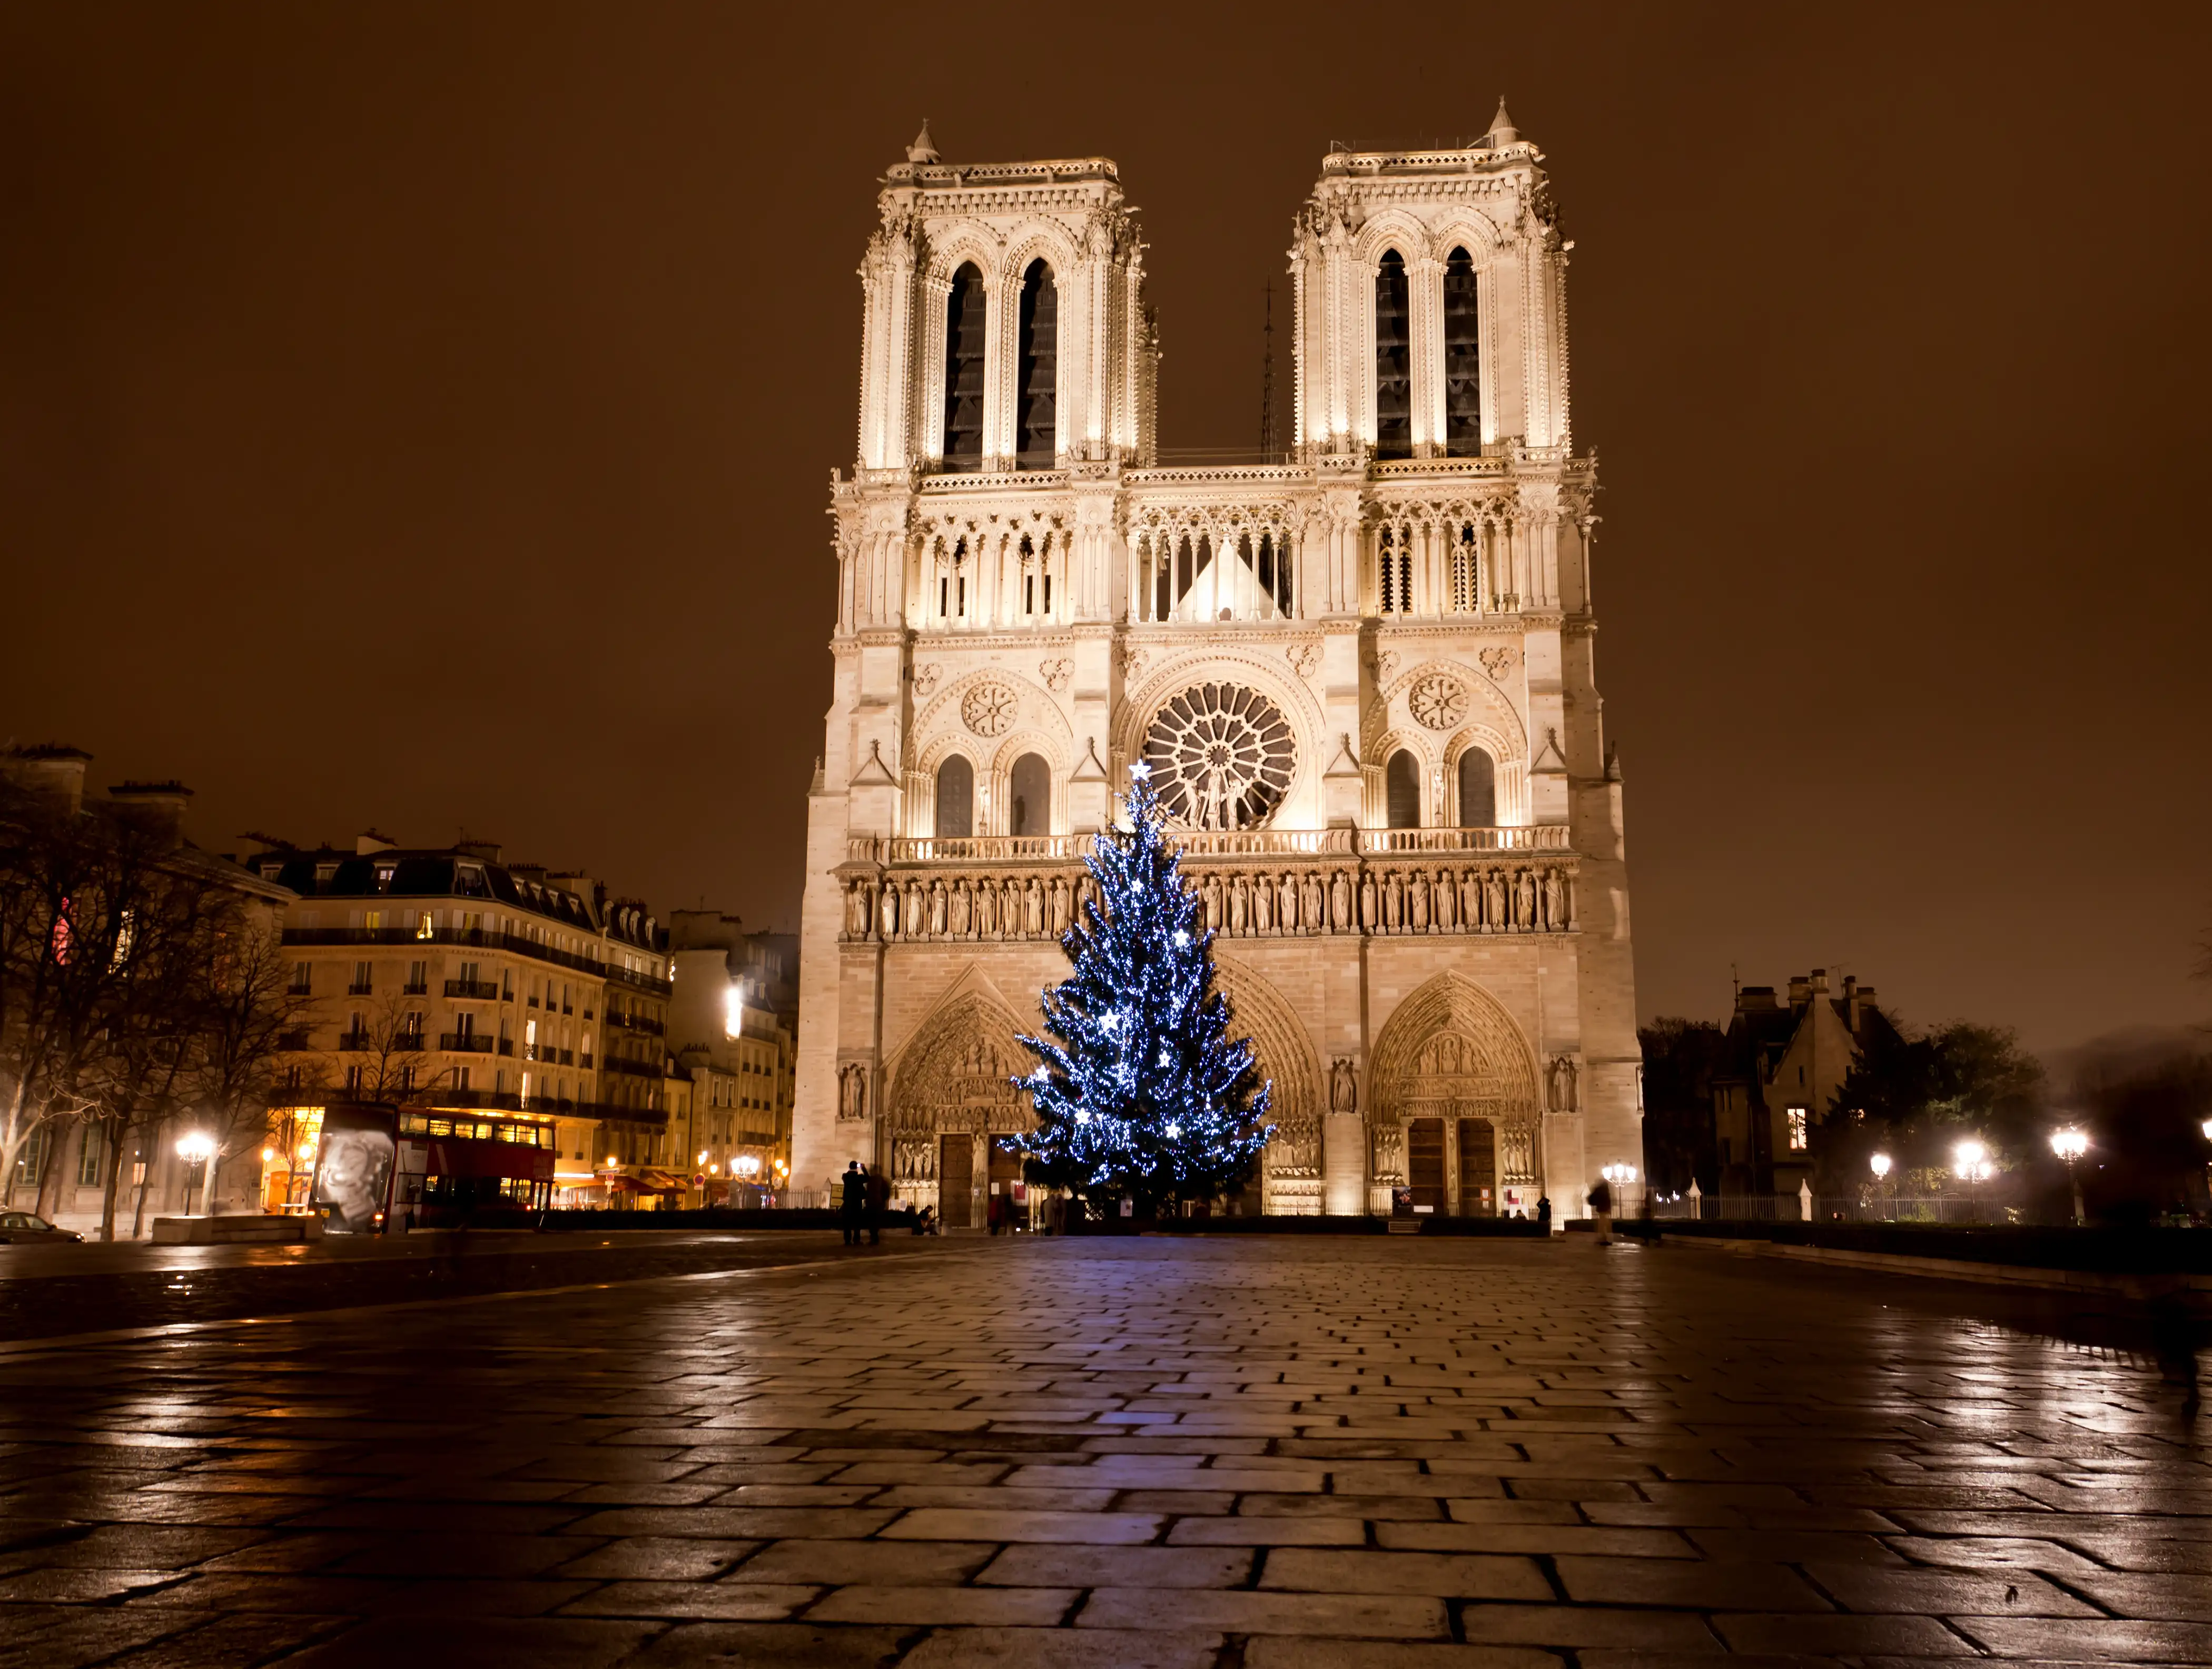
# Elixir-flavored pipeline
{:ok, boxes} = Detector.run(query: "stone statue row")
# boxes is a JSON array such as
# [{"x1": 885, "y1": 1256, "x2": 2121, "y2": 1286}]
[
  {"x1": 1368, "y1": 1117, "x2": 1540, "y2": 1189},
  {"x1": 839, "y1": 861, "x2": 1576, "y2": 944}
]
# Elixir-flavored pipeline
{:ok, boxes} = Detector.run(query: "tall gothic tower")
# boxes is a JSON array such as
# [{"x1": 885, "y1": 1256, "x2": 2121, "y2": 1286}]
[{"x1": 794, "y1": 111, "x2": 1638, "y2": 1222}]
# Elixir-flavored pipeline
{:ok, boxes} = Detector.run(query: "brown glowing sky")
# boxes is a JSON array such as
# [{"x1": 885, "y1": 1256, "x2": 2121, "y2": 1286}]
[{"x1": 4, "y1": 4, "x2": 2208, "y2": 1055}]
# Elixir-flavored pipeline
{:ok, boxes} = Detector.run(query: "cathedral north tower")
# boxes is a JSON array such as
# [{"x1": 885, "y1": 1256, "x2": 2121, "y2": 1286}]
[{"x1": 793, "y1": 110, "x2": 1637, "y2": 1224}]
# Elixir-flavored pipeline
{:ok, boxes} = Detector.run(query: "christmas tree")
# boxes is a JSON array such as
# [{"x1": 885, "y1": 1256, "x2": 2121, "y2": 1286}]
[{"x1": 1015, "y1": 765, "x2": 1274, "y2": 1216}]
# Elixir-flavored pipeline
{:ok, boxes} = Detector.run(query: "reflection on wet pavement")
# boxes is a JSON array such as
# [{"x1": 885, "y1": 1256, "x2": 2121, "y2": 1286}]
[{"x1": 1, "y1": 1235, "x2": 2207, "y2": 1666}]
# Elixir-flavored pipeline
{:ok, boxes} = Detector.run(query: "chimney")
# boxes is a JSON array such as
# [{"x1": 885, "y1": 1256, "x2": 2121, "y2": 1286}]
[
  {"x1": 456, "y1": 839, "x2": 503, "y2": 863},
  {"x1": 1786, "y1": 975, "x2": 1811, "y2": 1005},
  {"x1": 3, "y1": 744, "x2": 92, "y2": 813},
  {"x1": 1736, "y1": 985, "x2": 1778, "y2": 1013},
  {"x1": 1843, "y1": 974, "x2": 1862, "y2": 1030},
  {"x1": 106, "y1": 781, "x2": 194, "y2": 842},
  {"x1": 355, "y1": 829, "x2": 398, "y2": 855},
  {"x1": 1810, "y1": 967, "x2": 1830, "y2": 995}
]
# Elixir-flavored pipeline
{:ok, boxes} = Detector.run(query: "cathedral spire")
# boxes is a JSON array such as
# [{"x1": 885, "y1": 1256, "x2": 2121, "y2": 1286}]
[
  {"x1": 1484, "y1": 98, "x2": 1519, "y2": 146},
  {"x1": 906, "y1": 120, "x2": 940, "y2": 164}
]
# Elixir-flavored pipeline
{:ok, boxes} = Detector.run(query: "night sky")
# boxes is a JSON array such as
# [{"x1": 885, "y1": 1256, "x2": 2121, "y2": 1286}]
[{"x1": 4, "y1": 4, "x2": 2207, "y2": 1055}]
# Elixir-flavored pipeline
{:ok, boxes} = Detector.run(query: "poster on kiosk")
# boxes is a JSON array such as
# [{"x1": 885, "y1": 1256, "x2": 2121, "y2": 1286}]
[{"x1": 311, "y1": 1104, "x2": 398, "y2": 1234}]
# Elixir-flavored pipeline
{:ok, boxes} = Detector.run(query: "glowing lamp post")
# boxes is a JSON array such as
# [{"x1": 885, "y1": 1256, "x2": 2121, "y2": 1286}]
[
  {"x1": 2049, "y1": 1127, "x2": 2089, "y2": 1227},
  {"x1": 1952, "y1": 1139, "x2": 1991, "y2": 1221},
  {"x1": 174, "y1": 1130, "x2": 216, "y2": 1217},
  {"x1": 1869, "y1": 1151, "x2": 1892, "y2": 1220}
]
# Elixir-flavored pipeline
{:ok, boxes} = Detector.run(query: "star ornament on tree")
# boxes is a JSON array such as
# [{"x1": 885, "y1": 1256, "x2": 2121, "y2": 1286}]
[{"x1": 1013, "y1": 768, "x2": 1275, "y2": 1217}]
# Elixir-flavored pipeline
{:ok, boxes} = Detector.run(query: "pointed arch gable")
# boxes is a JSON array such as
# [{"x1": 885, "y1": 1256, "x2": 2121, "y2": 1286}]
[
  {"x1": 1368, "y1": 972, "x2": 1541, "y2": 1129},
  {"x1": 923, "y1": 226, "x2": 1003, "y2": 287},
  {"x1": 1425, "y1": 210, "x2": 1510, "y2": 264},
  {"x1": 1350, "y1": 209, "x2": 1431, "y2": 270},
  {"x1": 884, "y1": 975, "x2": 1035, "y2": 1138}
]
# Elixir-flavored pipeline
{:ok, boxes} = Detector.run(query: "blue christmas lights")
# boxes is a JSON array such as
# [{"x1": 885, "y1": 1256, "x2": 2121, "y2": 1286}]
[{"x1": 1014, "y1": 767, "x2": 1275, "y2": 1214}]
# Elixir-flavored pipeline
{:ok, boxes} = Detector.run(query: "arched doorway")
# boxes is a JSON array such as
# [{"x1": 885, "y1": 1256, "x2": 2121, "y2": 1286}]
[
  {"x1": 1213, "y1": 959, "x2": 1323, "y2": 1215},
  {"x1": 886, "y1": 991, "x2": 1031, "y2": 1227},
  {"x1": 1368, "y1": 974, "x2": 1543, "y2": 1217}
]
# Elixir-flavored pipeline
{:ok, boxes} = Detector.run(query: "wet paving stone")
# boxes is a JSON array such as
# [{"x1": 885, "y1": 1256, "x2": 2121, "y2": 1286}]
[{"x1": 0, "y1": 1233, "x2": 2207, "y2": 1664}]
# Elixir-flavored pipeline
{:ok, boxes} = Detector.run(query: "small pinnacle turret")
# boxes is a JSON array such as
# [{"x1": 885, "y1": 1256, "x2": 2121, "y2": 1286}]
[{"x1": 906, "y1": 121, "x2": 940, "y2": 164}]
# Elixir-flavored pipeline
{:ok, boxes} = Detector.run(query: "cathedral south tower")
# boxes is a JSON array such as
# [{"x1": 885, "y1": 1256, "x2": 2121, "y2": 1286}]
[{"x1": 794, "y1": 111, "x2": 1638, "y2": 1222}]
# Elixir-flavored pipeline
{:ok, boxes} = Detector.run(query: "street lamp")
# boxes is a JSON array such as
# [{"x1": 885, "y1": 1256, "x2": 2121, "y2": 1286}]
[
  {"x1": 1601, "y1": 1162, "x2": 1637, "y2": 1214},
  {"x1": 1952, "y1": 1138, "x2": 1991, "y2": 1221},
  {"x1": 2049, "y1": 1127, "x2": 2089, "y2": 1227},
  {"x1": 174, "y1": 1130, "x2": 216, "y2": 1217},
  {"x1": 1869, "y1": 1152, "x2": 1892, "y2": 1220}
]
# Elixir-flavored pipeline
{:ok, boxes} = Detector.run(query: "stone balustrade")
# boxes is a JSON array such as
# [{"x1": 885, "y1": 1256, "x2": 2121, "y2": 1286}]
[{"x1": 835, "y1": 828, "x2": 1577, "y2": 944}]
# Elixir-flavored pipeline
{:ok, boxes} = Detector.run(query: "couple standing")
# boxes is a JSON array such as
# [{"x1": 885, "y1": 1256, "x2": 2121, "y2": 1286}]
[{"x1": 840, "y1": 1160, "x2": 891, "y2": 1245}]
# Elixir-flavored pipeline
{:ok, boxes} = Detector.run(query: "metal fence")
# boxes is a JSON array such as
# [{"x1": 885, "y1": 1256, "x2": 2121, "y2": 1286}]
[{"x1": 1648, "y1": 1194, "x2": 2017, "y2": 1226}]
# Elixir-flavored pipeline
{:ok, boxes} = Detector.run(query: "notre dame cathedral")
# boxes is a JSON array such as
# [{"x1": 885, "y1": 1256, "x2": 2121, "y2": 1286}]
[{"x1": 793, "y1": 108, "x2": 1638, "y2": 1223}]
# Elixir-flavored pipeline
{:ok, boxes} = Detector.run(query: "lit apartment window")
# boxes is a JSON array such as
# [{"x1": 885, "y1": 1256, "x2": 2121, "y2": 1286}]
[{"x1": 1786, "y1": 1107, "x2": 1809, "y2": 1152}]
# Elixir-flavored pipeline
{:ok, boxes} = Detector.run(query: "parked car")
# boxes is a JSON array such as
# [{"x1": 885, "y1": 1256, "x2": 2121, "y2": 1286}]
[{"x1": 0, "y1": 1211, "x2": 82, "y2": 1244}]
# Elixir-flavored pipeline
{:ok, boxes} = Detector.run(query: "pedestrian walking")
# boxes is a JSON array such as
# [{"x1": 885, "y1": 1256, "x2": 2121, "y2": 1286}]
[
  {"x1": 865, "y1": 1164, "x2": 891, "y2": 1246},
  {"x1": 1585, "y1": 1178, "x2": 1613, "y2": 1245},
  {"x1": 1535, "y1": 1194, "x2": 1552, "y2": 1235},
  {"x1": 840, "y1": 1161, "x2": 866, "y2": 1246}
]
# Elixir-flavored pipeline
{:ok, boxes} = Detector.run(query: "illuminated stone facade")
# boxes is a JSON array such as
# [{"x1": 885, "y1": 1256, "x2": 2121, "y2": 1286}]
[{"x1": 794, "y1": 112, "x2": 1638, "y2": 1221}]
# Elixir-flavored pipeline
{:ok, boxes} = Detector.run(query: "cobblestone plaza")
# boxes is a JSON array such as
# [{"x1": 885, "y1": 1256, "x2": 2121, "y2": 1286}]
[{"x1": 2, "y1": 1235, "x2": 2208, "y2": 1667}]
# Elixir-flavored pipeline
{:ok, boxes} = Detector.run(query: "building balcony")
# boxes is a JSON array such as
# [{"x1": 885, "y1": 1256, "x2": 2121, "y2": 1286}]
[
  {"x1": 445, "y1": 979, "x2": 501, "y2": 1000},
  {"x1": 439, "y1": 1033, "x2": 497, "y2": 1054},
  {"x1": 402, "y1": 981, "x2": 429, "y2": 995},
  {"x1": 346, "y1": 982, "x2": 373, "y2": 996},
  {"x1": 335, "y1": 1030, "x2": 372, "y2": 1052},
  {"x1": 277, "y1": 1029, "x2": 312, "y2": 1052},
  {"x1": 605, "y1": 1011, "x2": 664, "y2": 1036},
  {"x1": 600, "y1": 1055, "x2": 660, "y2": 1080},
  {"x1": 392, "y1": 1034, "x2": 426, "y2": 1053},
  {"x1": 497, "y1": 1038, "x2": 515, "y2": 1056}
]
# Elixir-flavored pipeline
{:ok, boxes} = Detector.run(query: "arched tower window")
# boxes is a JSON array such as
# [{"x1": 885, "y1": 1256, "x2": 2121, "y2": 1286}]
[
  {"x1": 1009, "y1": 753, "x2": 1050, "y2": 837},
  {"x1": 941, "y1": 264, "x2": 986, "y2": 471},
  {"x1": 1385, "y1": 749, "x2": 1421, "y2": 829},
  {"x1": 1443, "y1": 247, "x2": 1481, "y2": 456},
  {"x1": 1016, "y1": 260, "x2": 1057, "y2": 469},
  {"x1": 934, "y1": 756, "x2": 973, "y2": 838},
  {"x1": 1374, "y1": 249, "x2": 1411, "y2": 460},
  {"x1": 1458, "y1": 747, "x2": 1496, "y2": 827}
]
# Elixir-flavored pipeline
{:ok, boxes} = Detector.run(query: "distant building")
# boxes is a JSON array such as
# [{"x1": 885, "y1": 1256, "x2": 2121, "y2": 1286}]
[
  {"x1": 1712, "y1": 970, "x2": 1893, "y2": 1202},
  {"x1": 665, "y1": 912, "x2": 798, "y2": 1204},
  {"x1": 246, "y1": 833, "x2": 678, "y2": 1211}
]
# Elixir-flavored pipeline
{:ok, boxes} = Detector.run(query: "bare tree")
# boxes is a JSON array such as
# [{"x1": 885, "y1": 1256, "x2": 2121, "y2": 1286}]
[
  {"x1": 342, "y1": 990, "x2": 455, "y2": 1108},
  {"x1": 0, "y1": 785, "x2": 175, "y2": 1226},
  {"x1": 191, "y1": 911, "x2": 317, "y2": 1209}
]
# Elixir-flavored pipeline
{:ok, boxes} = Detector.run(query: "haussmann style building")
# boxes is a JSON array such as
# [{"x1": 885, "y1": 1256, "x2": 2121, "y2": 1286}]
[{"x1": 793, "y1": 110, "x2": 1638, "y2": 1222}]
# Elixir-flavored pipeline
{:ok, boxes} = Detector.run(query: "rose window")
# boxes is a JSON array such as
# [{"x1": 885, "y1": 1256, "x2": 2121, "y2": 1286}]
[
  {"x1": 1142, "y1": 684, "x2": 1296, "y2": 829},
  {"x1": 1408, "y1": 675, "x2": 1469, "y2": 730},
  {"x1": 962, "y1": 682, "x2": 1016, "y2": 737}
]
